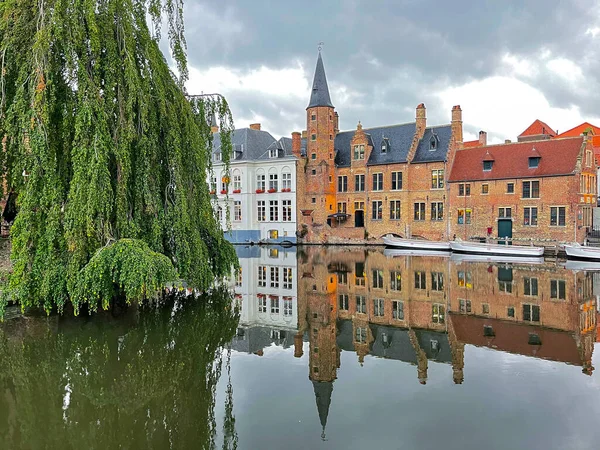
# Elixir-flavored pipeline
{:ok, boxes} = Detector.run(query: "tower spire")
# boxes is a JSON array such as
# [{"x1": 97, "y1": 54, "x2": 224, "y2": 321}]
[
  {"x1": 312, "y1": 380, "x2": 333, "y2": 441},
  {"x1": 307, "y1": 51, "x2": 334, "y2": 109}
]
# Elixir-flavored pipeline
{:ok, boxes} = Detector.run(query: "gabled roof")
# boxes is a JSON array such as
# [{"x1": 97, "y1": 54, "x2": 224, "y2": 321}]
[
  {"x1": 555, "y1": 122, "x2": 600, "y2": 138},
  {"x1": 412, "y1": 125, "x2": 452, "y2": 164},
  {"x1": 212, "y1": 128, "x2": 295, "y2": 162},
  {"x1": 518, "y1": 119, "x2": 556, "y2": 138},
  {"x1": 449, "y1": 137, "x2": 583, "y2": 182},
  {"x1": 307, "y1": 52, "x2": 334, "y2": 109}
]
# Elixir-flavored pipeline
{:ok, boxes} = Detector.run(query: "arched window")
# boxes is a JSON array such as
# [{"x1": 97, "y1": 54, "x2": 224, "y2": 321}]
[
  {"x1": 281, "y1": 166, "x2": 292, "y2": 191},
  {"x1": 268, "y1": 168, "x2": 278, "y2": 192},
  {"x1": 233, "y1": 169, "x2": 242, "y2": 191},
  {"x1": 256, "y1": 169, "x2": 266, "y2": 192}
]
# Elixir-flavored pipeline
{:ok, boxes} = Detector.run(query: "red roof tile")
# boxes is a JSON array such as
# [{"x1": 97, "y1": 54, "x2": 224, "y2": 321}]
[
  {"x1": 449, "y1": 137, "x2": 583, "y2": 182},
  {"x1": 518, "y1": 119, "x2": 556, "y2": 138},
  {"x1": 556, "y1": 122, "x2": 600, "y2": 138},
  {"x1": 463, "y1": 140, "x2": 479, "y2": 148}
]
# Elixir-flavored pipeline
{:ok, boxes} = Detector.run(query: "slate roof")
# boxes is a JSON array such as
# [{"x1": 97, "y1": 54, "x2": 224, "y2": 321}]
[
  {"x1": 412, "y1": 125, "x2": 452, "y2": 164},
  {"x1": 518, "y1": 119, "x2": 556, "y2": 138},
  {"x1": 555, "y1": 122, "x2": 600, "y2": 138},
  {"x1": 230, "y1": 326, "x2": 294, "y2": 354},
  {"x1": 449, "y1": 137, "x2": 583, "y2": 182},
  {"x1": 212, "y1": 128, "x2": 295, "y2": 162},
  {"x1": 307, "y1": 52, "x2": 334, "y2": 109}
]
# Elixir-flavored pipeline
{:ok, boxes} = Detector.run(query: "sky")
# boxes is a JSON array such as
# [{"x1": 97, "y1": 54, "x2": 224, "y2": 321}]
[{"x1": 182, "y1": 0, "x2": 600, "y2": 143}]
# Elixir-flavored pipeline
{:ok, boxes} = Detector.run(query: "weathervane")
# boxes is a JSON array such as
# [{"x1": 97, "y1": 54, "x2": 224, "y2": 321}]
[{"x1": 318, "y1": 41, "x2": 324, "y2": 52}]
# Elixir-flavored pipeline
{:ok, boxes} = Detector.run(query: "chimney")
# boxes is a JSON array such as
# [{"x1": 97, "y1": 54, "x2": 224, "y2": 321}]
[
  {"x1": 294, "y1": 333, "x2": 304, "y2": 358},
  {"x1": 292, "y1": 131, "x2": 301, "y2": 157},
  {"x1": 249, "y1": 123, "x2": 261, "y2": 131},
  {"x1": 478, "y1": 130, "x2": 487, "y2": 146},
  {"x1": 416, "y1": 103, "x2": 426, "y2": 133},
  {"x1": 334, "y1": 112, "x2": 340, "y2": 135},
  {"x1": 451, "y1": 105, "x2": 463, "y2": 144}
]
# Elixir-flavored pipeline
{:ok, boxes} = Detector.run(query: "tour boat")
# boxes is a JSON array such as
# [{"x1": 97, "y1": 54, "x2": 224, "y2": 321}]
[
  {"x1": 384, "y1": 248, "x2": 451, "y2": 258},
  {"x1": 450, "y1": 253, "x2": 544, "y2": 265},
  {"x1": 563, "y1": 243, "x2": 600, "y2": 261},
  {"x1": 449, "y1": 240, "x2": 544, "y2": 257},
  {"x1": 382, "y1": 235, "x2": 450, "y2": 251}
]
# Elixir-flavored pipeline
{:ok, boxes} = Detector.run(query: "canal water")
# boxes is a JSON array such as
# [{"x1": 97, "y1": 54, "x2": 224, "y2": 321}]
[{"x1": 2, "y1": 246, "x2": 600, "y2": 450}]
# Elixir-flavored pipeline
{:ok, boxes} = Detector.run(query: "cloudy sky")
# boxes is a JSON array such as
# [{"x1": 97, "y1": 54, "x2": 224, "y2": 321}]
[{"x1": 182, "y1": 0, "x2": 600, "y2": 143}]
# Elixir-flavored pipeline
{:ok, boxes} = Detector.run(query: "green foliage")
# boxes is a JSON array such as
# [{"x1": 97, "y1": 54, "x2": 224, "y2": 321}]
[{"x1": 0, "y1": 0, "x2": 238, "y2": 317}]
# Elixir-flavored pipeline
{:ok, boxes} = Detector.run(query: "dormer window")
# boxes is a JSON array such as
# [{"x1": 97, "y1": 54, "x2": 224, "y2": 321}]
[
  {"x1": 483, "y1": 161, "x2": 493, "y2": 171},
  {"x1": 214, "y1": 153, "x2": 222, "y2": 162},
  {"x1": 429, "y1": 137, "x2": 437, "y2": 150},
  {"x1": 529, "y1": 157, "x2": 540, "y2": 168},
  {"x1": 269, "y1": 148, "x2": 278, "y2": 158},
  {"x1": 381, "y1": 142, "x2": 387, "y2": 153}
]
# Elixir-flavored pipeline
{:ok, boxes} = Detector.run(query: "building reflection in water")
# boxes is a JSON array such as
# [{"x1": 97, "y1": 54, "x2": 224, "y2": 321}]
[{"x1": 232, "y1": 245, "x2": 598, "y2": 439}]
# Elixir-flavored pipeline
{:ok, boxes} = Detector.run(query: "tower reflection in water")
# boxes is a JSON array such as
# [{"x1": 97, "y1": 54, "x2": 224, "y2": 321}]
[{"x1": 231, "y1": 246, "x2": 598, "y2": 439}]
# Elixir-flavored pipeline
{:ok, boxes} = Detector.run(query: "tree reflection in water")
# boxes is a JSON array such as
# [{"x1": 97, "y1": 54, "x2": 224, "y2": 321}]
[{"x1": 0, "y1": 288, "x2": 240, "y2": 450}]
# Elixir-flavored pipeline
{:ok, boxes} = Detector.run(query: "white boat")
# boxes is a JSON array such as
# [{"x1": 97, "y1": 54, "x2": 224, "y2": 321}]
[
  {"x1": 561, "y1": 259, "x2": 600, "y2": 271},
  {"x1": 450, "y1": 253, "x2": 544, "y2": 265},
  {"x1": 564, "y1": 243, "x2": 600, "y2": 261},
  {"x1": 384, "y1": 248, "x2": 451, "y2": 258},
  {"x1": 449, "y1": 240, "x2": 544, "y2": 257},
  {"x1": 382, "y1": 235, "x2": 450, "y2": 251}
]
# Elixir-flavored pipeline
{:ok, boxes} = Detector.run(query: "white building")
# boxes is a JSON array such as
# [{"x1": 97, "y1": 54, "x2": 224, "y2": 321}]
[{"x1": 211, "y1": 124, "x2": 298, "y2": 244}]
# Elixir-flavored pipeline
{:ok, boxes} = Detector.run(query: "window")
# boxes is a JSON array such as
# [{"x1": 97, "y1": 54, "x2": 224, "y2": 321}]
[
  {"x1": 391, "y1": 171, "x2": 402, "y2": 190},
  {"x1": 381, "y1": 141, "x2": 387, "y2": 153},
  {"x1": 390, "y1": 200, "x2": 401, "y2": 220},
  {"x1": 256, "y1": 172, "x2": 266, "y2": 191},
  {"x1": 523, "y1": 304, "x2": 540, "y2": 322},
  {"x1": 221, "y1": 177, "x2": 228, "y2": 193},
  {"x1": 483, "y1": 161, "x2": 493, "y2": 171},
  {"x1": 414, "y1": 202, "x2": 426, "y2": 221},
  {"x1": 431, "y1": 272, "x2": 444, "y2": 291},
  {"x1": 354, "y1": 144, "x2": 365, "y2": 160},
  {"x1": 355, "y1": 174, "x2": 365, "y2": 191},
  {"x1": 217, "y1": 206, "x2": 223, "y2": 224},
  {"x1": 499, "y1": 280, "x2": 512, "y2": 293},
  {"x1": 338, "y1": 176, "x2": 348, "y2": 192},
  {"x1": 311, "y1": 114, "x2": 316, "y2": 121},
  {"x1": 269, "y1": 229, "x2": 279, "y2": 239},
  {"x1": 550, "y1": 279, "x2": 566, "y2": 300},
  {"x1": 311, "y1": 197, "x2": 316, "y2": 204},
  {"x1": 459, "y1": 299, "x2": 472, "y2": 314},
  {"x1": 356, "y1": 295, "x2": 366, "y2": 314},
  {"x1": 214, "y1": 153, "x2": 222, "y2": 162},
  {"x1": 458, "y1": 183, "x2": 471, "y2": 196},
  {"x1": 236, "y1": 268, "x2": 242, "y2": 287},
  {"x1": 271, "y1": 296, "x2": 280, "y2": 314},
  {"x1": 269, "y1": 200, "x2": 279, "y2": 221},
  {"x1": 355, "y1": 262, "x2": 365, "y2": 286},
  {"x1": 355, "y1": 327, "x2": 367, "y2": 343},
  {"x1": 283, "y1": 267, "x2": 293, "y2": 289},
  {"x1": 432, "y1": 304, "x2": 445, "y2": 324},
  {"x1": 430, "y1": 137, "x2": 437, "y2": 150},
  {"x1": 529, "y1": 157, "x2": 540, "y2": 168},
  {"x1": 269, "y1": 148, "x2": 278, "y2": 158},
  {"x1": 210, "y1": 176, "x2": 217, "y2": 193},
  {"x1": 372, "y1": 270, "x2": 384, "y2": 289},
  {"x1": 482, "y1": 304, "x2": 490, "y2": 315},
  {"x1": 507, "y1": 306, "x2": 515, "y2": 318},
  {"x1": 431, "y1": 170, "x2": 444, "y2": 189},
  {"x1": 373, "y1": 298, "x2": 385, "y2": 317},
  {"x1": 338, "y1": 272, "x2": 348, "y2": 285},
  {"x1": 414, "y1": 271, "x2": 426, "y2": 289},
  {"x1": 270, "y1": 267, "x2": 279, "y2": 288},
  {"x1": 457, "y1": 208, "x2": 472, "y2": 224},
  {"x1": 390, "y1": 271, "x2": 401, "y2": 291},
  {"x1": 282, "y1": 200, "x2": 292, "y2": 222},
  {"x1": 256, "y1": 201, "x2": 266, "y2": 222},
  {"x1": 522, "y1": 181, "x2": 539, "y2": 199},
  {"x1": 258, "y1": 266, "x2": 267, "y2": 287},
  {"x1": 524, "y1": 277, "x2": 538, "y2": 296},
  {"x1": 457, "y1": 271, "x2": 472, "y2": 288},
  {"x1": 431, "y1": 202, "x2": 443, "y2": 221},
  {"x1": 354, "y1": 201, "x2": 365, "y2": 211},
  {"x1": 523, "y1": 207, "x2": 538, "y2": 226},
  {"x1": 337, "y1": 202, "x2": 347, "y2": 214},
  {"x1": 258, "y1": 296, "x2": 267, "y2": 313},
  {"x1": 481, "y1": 184, "x2": 489, "y2": 194},
  {"x1": 372, "y1": 173, "x2": 383, "y2": 191},
  {"x1": 507, "y1": 183, "x2": 514, "y2": 194},
  {"x1": 282, "y1": 172, "x2": 292, "y2": 190},
  {"x1": 339, "y1": 294, "x2": 349, "y2": 310},
  {"x1": 284, "y1": 298, "x2": 293, "y2": 317},
  {"x1": 372, "y1": 201, "x2": 383, "y2": 220},
  {"x1": 234, "y1": 201, "x2": 242, "y2": 221},
  {"x1": 550, "y1": 206, "x2": 566, "y2": 226},
  {"x1": 311, "y1": 169, "x2": 316, "y2": 176},
  {"x1": 498, "y1": 207, "x2": 511, "y2": 218},
  {"x1": 233, "y1": 172, "x2": 242, "y2": 191},
  {"x1": 269, "y1": 172, "x2": 278, "y2": 191},
  {"x1": 393, "y1": 301, "x2": 404, "y2": 320},
  {"x1": 311, "y1": 133, "x2": 316, "y2": 141}
]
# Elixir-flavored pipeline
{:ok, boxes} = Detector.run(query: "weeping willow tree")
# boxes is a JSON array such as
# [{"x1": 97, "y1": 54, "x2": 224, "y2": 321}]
[{"x1": 0, "y1": 0, "x2": 238, "y2": 317}]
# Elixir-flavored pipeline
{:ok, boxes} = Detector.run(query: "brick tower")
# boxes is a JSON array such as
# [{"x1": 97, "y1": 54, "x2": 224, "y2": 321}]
[{"x1": 298, "y1": 52, "x2": 337, "y2": 240}]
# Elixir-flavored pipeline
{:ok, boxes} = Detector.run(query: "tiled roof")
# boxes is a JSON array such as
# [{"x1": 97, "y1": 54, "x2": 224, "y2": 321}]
[
  {"x1": 518, "y1": 119, "x2": 556, "y2": 138},
  {"x1": 463, "y1": 140, "x2": 480, "y2": 148},
  {"x1": 412, "y1": 125, "x2": 452, "y2": 163},
  {"x1": 212, "y1": 128, "x2": 296, "y2": 162},
  {"x1": 448, "y1": 137, "x2": 583, "y2": 182},
  {"x1": 555, "y1": 122, "x2": 600, "y2": 138},
  {"x1": 307, "y1": 52, "x2": 334, "y2": 109}
]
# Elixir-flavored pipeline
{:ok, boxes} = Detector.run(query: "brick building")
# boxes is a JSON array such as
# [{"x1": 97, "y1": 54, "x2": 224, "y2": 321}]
[
  {"x1": 294, "y1": 52, "x2": 463, "y2": 243},
  {"x1": 448, "y1": 135, "x2": 597, "y2": 243}
]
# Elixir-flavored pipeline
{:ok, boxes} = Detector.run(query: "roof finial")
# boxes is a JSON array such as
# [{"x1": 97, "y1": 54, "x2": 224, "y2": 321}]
[{"x1": 318, "y1": 41, "x2": 324, "y2": 52}]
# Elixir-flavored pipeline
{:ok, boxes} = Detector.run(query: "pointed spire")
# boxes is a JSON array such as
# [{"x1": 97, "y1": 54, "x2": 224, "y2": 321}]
[
  {"x1": 312, "y1": 380, "x2": 333, "y2": 440},
  {"x1": 307, "y1": 52, "x2": 334, "y2": 109}
]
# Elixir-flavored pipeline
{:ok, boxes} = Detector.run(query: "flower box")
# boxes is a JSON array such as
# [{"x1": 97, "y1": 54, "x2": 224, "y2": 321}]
[
  {"x1": 256, "y1": 189, "x2": 265, "y2": 194},
  {"x1": 267, "y1": 188, "x2": 277, "y2": 193},
  {"x1": 282, "y1": 188, "x2": 291, "y2": 192},
  {"x1": 209, "y1": 190, "x2": 216, "y2": 195},
  {"x1": 233, "y1": 189, "x2": 241, "y2": 194},
  {"x1": 220, "y1": 190, "x2": 227, "y2": 195}
]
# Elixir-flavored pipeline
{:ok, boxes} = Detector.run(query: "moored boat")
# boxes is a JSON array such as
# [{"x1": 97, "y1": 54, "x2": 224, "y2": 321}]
[
  {"x1": 564, "y1": 243, "x2": 600, "y2": 261},
  {"x1": 384, "y1": 248, "x2": 451, "y2": 258},
  {"x1": 450, "y1": 253, "x2": 544, "y2": 265},
  {"x1": 382, "y1": 235, "x2": 450, "y2": 251},
  {"x1": 449, "y1": 240, "x2": 544, "y2": 257}
]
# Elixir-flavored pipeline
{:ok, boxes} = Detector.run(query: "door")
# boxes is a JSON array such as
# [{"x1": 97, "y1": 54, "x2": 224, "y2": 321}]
[
  {"x1": 498, "y1": 219, "x2": 512, "y2": 245},
  {"x1": 355, "y1": 210, "x2": 364, "y2": 227}
]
